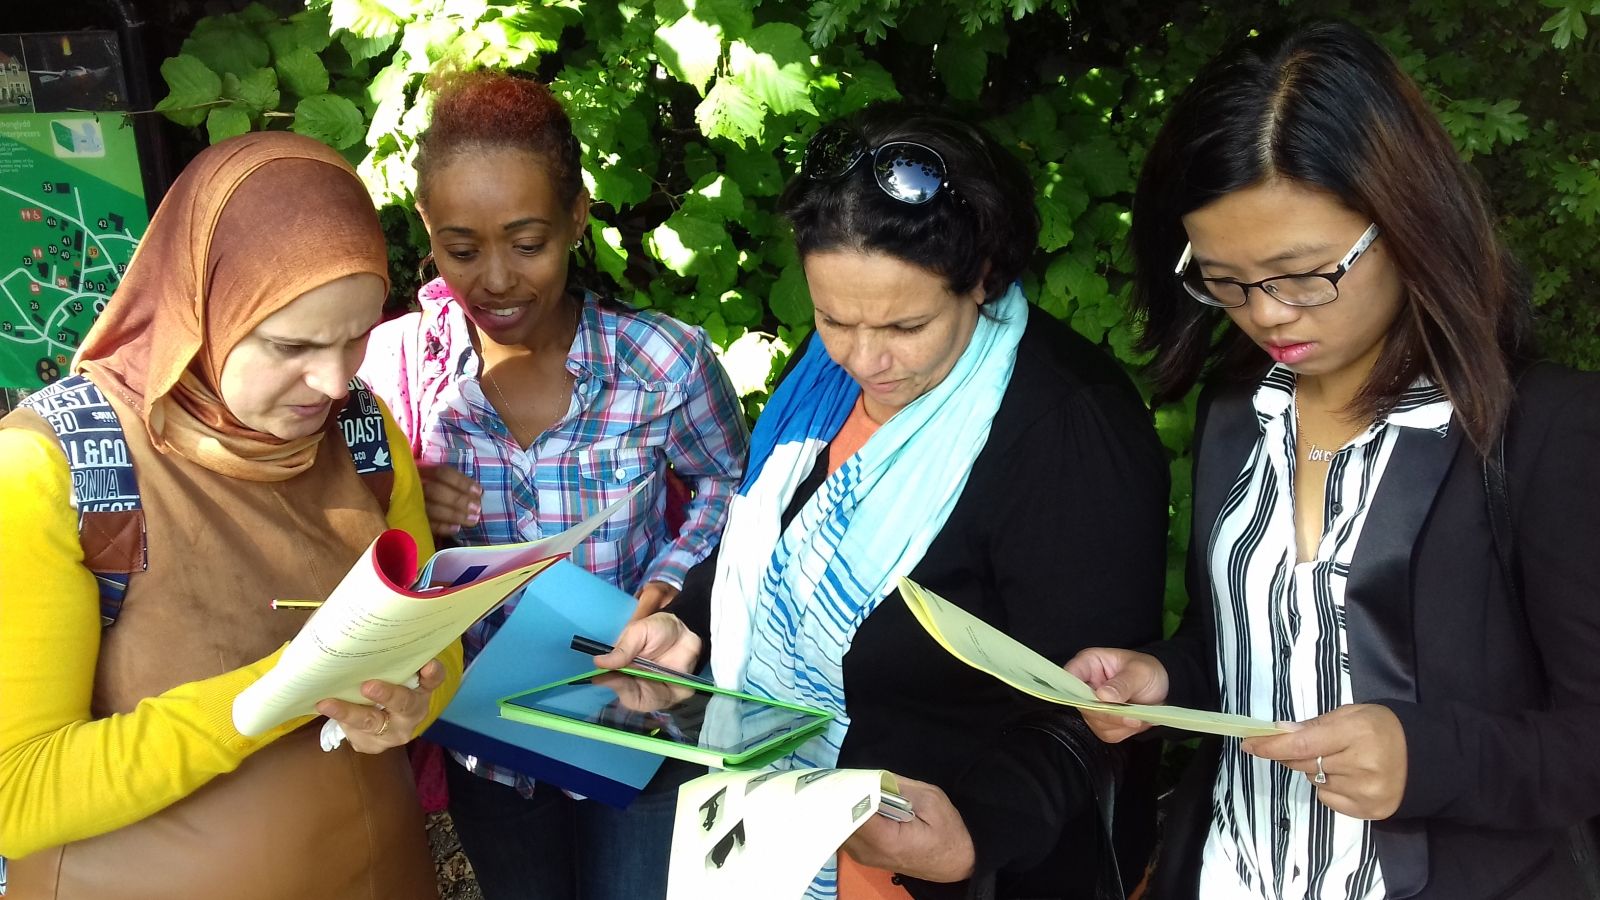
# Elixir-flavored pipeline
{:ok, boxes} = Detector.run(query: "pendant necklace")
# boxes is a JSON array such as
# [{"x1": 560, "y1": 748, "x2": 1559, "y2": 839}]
[{"x1": 1293, "y1": 398, "x2": 1370, "y2": 463}]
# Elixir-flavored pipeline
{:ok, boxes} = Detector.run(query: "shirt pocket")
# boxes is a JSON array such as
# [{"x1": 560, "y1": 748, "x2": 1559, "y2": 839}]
[{"x1": 575, "y1": 446, "x2": 659, "y2": 542}]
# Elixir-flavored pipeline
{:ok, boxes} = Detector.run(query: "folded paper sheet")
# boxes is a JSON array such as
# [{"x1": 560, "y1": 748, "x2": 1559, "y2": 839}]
[
  {"x1": 668, "y1": 768, "x2": 902, "y2": 900},
  {"x1": 232, "y1": 483, "x2": 645, "y2": 736},
  {"x1": 898, "y1": 577, "x2": 1283, "y2": 739}
]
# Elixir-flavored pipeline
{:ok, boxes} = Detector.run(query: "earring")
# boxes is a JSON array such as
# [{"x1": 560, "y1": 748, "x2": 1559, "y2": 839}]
[{"x1": 416, "y1": 252, "x2": 437, "y2": 284}]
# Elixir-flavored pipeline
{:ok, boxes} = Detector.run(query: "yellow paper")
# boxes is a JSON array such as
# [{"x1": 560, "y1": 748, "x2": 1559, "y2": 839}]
[{"x1": 898, "y1": 577, "x2": 1283, "y2": 739}]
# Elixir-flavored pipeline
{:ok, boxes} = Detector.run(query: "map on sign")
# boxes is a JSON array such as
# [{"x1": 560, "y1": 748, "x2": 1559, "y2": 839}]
[
  {"x1": 0, "y1": 31, "x2": 148, "y2": 389},
  {"x1": 2, "y1": 169, "x2": 141, "y2": 385}
]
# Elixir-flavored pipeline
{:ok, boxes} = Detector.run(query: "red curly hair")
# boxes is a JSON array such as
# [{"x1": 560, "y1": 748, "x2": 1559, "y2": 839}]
[{"x1": 414, "y1": 68, "x2": 584, "y2": 208}]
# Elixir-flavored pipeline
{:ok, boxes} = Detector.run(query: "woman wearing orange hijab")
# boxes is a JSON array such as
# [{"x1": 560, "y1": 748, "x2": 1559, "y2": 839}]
[{"x1": 0, "y1": 132, "x2": 461, "y2": 900}]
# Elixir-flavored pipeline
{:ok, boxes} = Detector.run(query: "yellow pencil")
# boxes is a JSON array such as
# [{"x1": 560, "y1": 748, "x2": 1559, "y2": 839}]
[{"x1": 271, "y1": 598, "x2": 325, "y2": 610}]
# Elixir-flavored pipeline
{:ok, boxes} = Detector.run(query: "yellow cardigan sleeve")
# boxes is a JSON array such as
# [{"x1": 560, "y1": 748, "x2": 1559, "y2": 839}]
[
  {"x1": 377, "y1": 397, "x2": 464, "y2": 731},
  {"x1": 0, "y1": 406, "x2": 458, "y2": 858},
  {"x1": 0, "y1": 427, "x2": 308, "y2": 858}
]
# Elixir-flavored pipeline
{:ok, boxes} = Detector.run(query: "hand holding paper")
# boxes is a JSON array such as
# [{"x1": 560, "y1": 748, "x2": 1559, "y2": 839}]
[
  {"x1": 316, "y1": 662, "x2": 442, "y2": 753},
  {"x1": 897, "y1": 577, "x2": 1284, "y2": 739},
  {"x1": 841, "y1": 775, "x2": 974, "y2": 883},
  {"x1": 668, "y1": 768, "x2": 910, "y2": 900},
  {"x1": 1063, "y1": 645, "x2": 1175, "y2": 743}
]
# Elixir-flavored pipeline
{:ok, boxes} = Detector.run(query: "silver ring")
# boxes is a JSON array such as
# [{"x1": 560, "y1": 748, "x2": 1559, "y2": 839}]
[{"x1": 1313, "y1": 755, "x2": 1328, "y2": 785}]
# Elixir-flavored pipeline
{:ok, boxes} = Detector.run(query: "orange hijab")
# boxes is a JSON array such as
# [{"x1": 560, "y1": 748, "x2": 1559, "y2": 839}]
[{"x1": 74, "y1": 132, "x2": 389, "y2": 481}]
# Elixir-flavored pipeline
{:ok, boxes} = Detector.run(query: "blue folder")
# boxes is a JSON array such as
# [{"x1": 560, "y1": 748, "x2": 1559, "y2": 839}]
[{"x1": 424, "y1": 560, "x2": 665, "y2": 807}]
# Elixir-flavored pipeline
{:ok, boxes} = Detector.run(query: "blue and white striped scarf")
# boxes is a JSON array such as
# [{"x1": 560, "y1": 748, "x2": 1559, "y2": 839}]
[{"x1": 709, "y1": 284, "x2": 1026, "y2": 897}]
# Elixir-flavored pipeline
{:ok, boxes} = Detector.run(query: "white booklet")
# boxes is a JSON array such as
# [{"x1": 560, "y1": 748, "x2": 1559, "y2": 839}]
[
  {"x1": 668, "y1": 768, "x2": 905, "y2": 899},
  {"x1": 232, "y1": 481, "x2": 647, "y2": 737}
]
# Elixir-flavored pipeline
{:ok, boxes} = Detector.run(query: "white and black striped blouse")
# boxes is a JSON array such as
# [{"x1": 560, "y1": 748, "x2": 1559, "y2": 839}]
[{"x1": 1197, "y1": 365, "x2": 1451, "y2": 900}]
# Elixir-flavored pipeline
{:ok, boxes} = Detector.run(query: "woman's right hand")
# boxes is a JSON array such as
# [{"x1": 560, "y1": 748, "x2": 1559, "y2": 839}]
[
  {"x1": 593, "y1": 612, "x2": 702, "y2": 674},
  {"x1": 1063, "y1": 648, "x2": 1171, "y2": 743},
  {"x1": 417, "y1": 462, "x2": 482, "y2": 537}
]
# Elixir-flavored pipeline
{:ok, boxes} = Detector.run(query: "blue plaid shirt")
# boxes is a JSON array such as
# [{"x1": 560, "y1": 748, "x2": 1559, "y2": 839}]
[{"x1": 362, "y1": 283, "x2": 748, "y2": 791}]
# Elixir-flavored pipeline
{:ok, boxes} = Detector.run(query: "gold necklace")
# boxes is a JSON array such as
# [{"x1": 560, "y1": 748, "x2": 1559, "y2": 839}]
[
  {"x1": 1293, "y1": 398, "x2": 1369, "y2": 463},
  {"x1": 482, "y1": 362, "x2": 576, "y2": 441},
  {"x1": 479, "y1": 299, "x2": 583, "y2": 441},
  {"x1": 482, "y1": 367, "x2": 529, "y2": 439}
]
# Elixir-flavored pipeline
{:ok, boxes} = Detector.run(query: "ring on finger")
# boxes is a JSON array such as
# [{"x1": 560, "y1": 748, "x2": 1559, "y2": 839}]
[
  {"x1": 1313, "y1": 755, "x2": 1327, "y2": 785},
  {"x1": 374, "y1": 710, "x2": 391, "y2": 738}
]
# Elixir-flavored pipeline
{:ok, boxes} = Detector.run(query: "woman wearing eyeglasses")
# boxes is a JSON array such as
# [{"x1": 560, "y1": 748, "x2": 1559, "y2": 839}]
[
  {"x1": 599, "y1": 105, "x2": 1170, "y2": 898},
  {"x1": 1064, "y1": 21, "x2": 1600, "y2": 900}
]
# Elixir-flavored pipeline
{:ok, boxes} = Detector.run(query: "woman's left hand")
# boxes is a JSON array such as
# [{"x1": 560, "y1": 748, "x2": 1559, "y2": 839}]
[
  {"x1": 1241, "y1": 703, "x2": 1408, "y2": 820},
  {"x1": 315, "y1": 658, "x2": 447, "y2": 754},
  {"x1": 840, "y1": 776, "x2": 975, "y2": 883},
  {"x1": 632, "y1": 580, "x2": 680, "y2": 620}
]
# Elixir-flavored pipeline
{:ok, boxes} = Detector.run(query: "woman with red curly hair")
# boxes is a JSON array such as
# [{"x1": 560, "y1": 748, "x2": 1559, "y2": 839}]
[{"x1": 359, "y1": 69, "x2": 748, "y2": 899}]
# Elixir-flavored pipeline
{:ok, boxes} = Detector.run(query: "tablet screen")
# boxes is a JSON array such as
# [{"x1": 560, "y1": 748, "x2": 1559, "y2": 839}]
[{"x1": 503, "y1": 673, "x2": 826, "y2": 756}]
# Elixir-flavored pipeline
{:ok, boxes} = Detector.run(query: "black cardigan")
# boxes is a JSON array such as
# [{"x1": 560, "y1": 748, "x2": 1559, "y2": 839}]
[
  {"x1": 1147, "y1": 363, "x2": 1600, "y2": 899},
  {"x1": 672, "y1": 310, "x2": 1170, "y2": 898}
]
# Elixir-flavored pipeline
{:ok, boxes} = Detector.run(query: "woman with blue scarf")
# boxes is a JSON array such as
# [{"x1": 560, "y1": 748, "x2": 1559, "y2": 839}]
[{"x1": 600, "y1": 106, "x2": 1169, "y2": 899}]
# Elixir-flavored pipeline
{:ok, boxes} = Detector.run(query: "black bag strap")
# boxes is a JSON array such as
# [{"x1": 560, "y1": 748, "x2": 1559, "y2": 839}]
[{"x1": 1482, "y1": 434, "x2": 1516, "y2": 605}]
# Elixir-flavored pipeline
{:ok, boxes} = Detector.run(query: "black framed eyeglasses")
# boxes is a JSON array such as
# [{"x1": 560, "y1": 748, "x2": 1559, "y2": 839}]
[
  {"x1": 1173, "y1": 223, "x2": 1382, "y2": 309},
  {"x1": 801, "y1": 124, "x2": 952, "y2": 205}
]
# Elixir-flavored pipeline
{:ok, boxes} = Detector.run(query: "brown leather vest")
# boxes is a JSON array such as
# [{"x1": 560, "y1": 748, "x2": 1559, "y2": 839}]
[{"x1": 2, "y1": 395, "x2": 437, "y2": 900}]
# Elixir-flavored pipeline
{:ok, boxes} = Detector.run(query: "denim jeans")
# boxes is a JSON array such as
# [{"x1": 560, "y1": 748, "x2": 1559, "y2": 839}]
[{"x1": 445, "y1": 757, "x2": 703, "y2": 900}]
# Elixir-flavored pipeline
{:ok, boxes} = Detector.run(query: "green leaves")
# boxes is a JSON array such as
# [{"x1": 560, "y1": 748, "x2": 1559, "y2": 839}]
[
  {"x1": 1036, "y1": 166, "x2": 1089, "y2": 252},
  {"x1": 1540, "y1": 0, "x2": 1598, "y2": 49},
  {"x1": 729, "y1": 24, "x2": 817, "y2": 116},
  {"x1": 142, "y1": 0, "x2": 1600, "y2": 568},
  {"x1": 656, "y1": 13, "x2": 723, "y2": 94},
  {"x1": 182, "y1": 16, "x2": 270, "y2": 79},
  {"x1": 264, "y1": 7, "x2": 334, "y2": 59},
  {"x1": 934, "y1": 34, "x2": 988, "y2": 102},
  {"x1": 276, "y1": 47, "x2": 331, "y2": 99},
  {"x1": 329, "y1": 0, "x2": 403, "y2": 40},
  {"x1": 1439, "y1": 97, "x2": 1530, "y2": 158},
  {"x1": 206, "y1": 107, "x2": 252, "y2": 144},
  {"x1": 649, "y1": 208, "x2": 727, "y2": 276},
  {"x1": 292, "y1": 94, "x2": 365, "y2": 149},
  {"x1": 155, "y1": 55, "x2": 222, "y2": 127},
  {"x1": 696, "y1": 79, "x2": 766, "y2": 145},
  {"x1": 837, "y1": 59, "x2": 901, "y2": 113},
  {"x1": 769, "y1": 264, "x2": 813, "y2": 328},
  {"x1": 695, "y1": 23, "x2": 817, "y2": 146},
  {"x1": 222, "y1": 68, "x2": 280, "y2": 118}
]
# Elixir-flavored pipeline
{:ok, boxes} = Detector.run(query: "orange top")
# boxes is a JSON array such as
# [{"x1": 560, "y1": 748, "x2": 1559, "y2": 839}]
[
  {"x1": 826, "y1": 395, "x2": 883, "y2": 474},
  {"x1": 827, "y1": 396, "x2": 910, "y2": 899}
]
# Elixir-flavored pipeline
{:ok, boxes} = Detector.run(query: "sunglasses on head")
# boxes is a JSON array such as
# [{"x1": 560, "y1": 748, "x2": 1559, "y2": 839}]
[{"x1": 801, "y1": 124, "x2": 953, "y2": 205}]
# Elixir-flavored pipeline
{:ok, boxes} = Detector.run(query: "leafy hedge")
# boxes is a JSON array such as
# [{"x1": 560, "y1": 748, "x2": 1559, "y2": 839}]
[{"x1": 156, "y1": 0, "x2": 1599, "y2": 629}]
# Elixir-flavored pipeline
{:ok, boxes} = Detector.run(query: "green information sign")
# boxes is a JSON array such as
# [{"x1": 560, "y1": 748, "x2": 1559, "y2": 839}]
[{"x1": 0, "y1": 32, "x2": 149, "y2": 389}]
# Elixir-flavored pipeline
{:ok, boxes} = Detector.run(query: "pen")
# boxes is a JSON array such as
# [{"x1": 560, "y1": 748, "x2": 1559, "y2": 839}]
[
  {"x1": 570, "y1": 634, "x2": 716, "y2": 686},
  {"x1": 272, "y1": 598, "x2": 323, "y2": 610}
]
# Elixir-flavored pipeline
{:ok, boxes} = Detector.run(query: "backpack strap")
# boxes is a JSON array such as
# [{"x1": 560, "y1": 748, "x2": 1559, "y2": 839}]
[
  {"x1": 337, "y1": 377, "x2": 393, "y2": 514},
  {"x1": 8, "y1": 377, "x2": 392, "y2": 631},
  {"x1": 17, "y1": 374, "x2": 146, "y2": 626}
]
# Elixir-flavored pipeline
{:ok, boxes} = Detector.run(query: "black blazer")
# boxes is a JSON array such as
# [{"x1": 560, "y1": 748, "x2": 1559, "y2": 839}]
[{"x1": 1147, "y1": 363, "x2": 1600, "y2": 899}]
